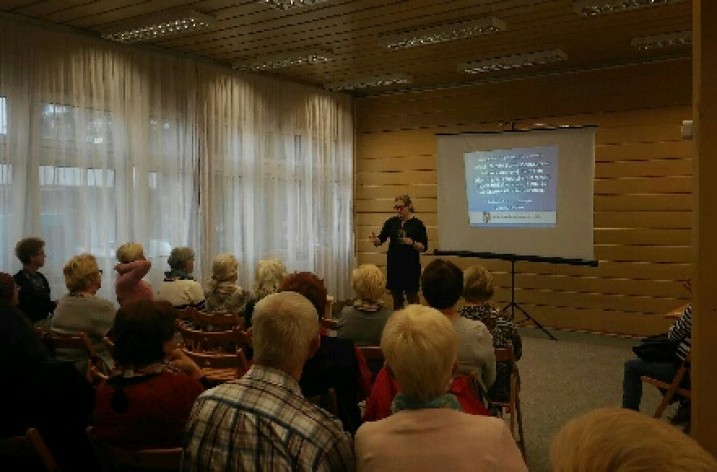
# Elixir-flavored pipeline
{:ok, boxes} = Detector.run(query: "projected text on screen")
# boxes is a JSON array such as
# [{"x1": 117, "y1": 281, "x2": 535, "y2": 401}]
[{"x1": 464, "y1": 146, "x2": 558, "y2": 228}]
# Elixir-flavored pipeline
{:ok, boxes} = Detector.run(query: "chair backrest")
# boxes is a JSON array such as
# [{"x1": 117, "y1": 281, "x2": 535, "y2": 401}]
[
  {"x1": 87, "y1": 426, "x2": 182, "y2": 471},
  {"x1": 43, "y1": 330, "x2": 106, "y2": 381},
  {"x1": 0, "y1": 428, "x2": 60, "y2": 472},
  {"x1": 191, "y1": 310, "x2": 242, "y2": 331},
  {"x1": 178, "y1": 323, "x2": 241, "y2": 353},
  {"x1": 358, "y1": 345, "x2": 384, "y2": 380},
  {"x1": 494, "y1": 345, "x2": 517, "y2": 365},
  {"x1": 182, "y1": 347, "x2": 250, "y2": 378}
]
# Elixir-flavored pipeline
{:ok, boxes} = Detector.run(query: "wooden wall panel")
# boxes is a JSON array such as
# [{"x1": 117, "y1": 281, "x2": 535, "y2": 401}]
[{"x1": 355, "y1": 61, "x2": 692, "y2": 335}]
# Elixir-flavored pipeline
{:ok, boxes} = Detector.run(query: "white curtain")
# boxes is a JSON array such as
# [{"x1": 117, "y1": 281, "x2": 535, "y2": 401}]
[{"x1": 0, "y1": 17, "x2": 354, "y2": 302}]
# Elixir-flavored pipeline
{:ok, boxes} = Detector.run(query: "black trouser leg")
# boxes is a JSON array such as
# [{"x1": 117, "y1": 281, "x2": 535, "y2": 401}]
[{"x1": 391, "y1": 290, "x2": 405, "y2": 310}]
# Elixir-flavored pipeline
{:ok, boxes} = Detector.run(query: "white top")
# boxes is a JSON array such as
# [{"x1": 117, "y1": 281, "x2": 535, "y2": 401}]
[
  {"x1": 157, "y1": 279, "x2": 205, "y2": 308},
  {"x1": 453, "y1": 316, "x2": 496, "y2": 389},
  {"x1": 356, "y1": 408, "x2": 527, "y2": 472}
]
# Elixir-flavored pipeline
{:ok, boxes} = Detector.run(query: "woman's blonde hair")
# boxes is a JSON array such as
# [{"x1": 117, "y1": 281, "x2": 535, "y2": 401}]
[
  {"x1": 463, "y1": 265, "x2": 495, "y2": 302},
  {"x1": 167, "y1": 247, "x2": 195, "y2": 271},
  {"x1": 116, "y1": 242, "x2": 144, "y2": 263},
  {"x1": 550, "y1": 408, "x2": 717, "y2": 472},
  {"x1": 63, "y1": 253, "x2": 100, "y2": 293},
  {"x1": 381, "y1": 305, "x2": 457, "y2": 403},
  {"x1": 352, "y1": 264, "x2": 385, "y2": 302},
  {"x1": 253, "y1": 258, "x2": 287, "y2": 300}
]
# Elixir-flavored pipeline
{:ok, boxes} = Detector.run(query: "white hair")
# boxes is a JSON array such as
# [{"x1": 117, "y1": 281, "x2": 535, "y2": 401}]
[
  {"x1": 252, "y1": 292, "x2": 319, "y2": 372},
  {"x1": 116, "y1": 242, "x2": 144, "y2": 264},
  {"x1": 381, "y1": 304, "x2": 457, "y2": 403},
  {"x1": 253, "y1": 258, "x2": 287, "y2": 300},
  {"x1": 352, "y1": 264, "x2": 385, "y2": 302}
]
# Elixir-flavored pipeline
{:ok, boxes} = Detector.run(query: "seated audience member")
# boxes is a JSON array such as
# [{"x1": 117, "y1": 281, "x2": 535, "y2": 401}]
[
  {"x1": 0, "y1": 272, "x2": 18, "y2": 305},
  {"x1": 363, "y1": 360, "x2": 490, "y2": 422},
  {"x1": 13, "y1": 237, "x2": 56, "y2": 323},
  {"x1": 461, "y1": 265, "x2": 522, "y2": 402},
  {"x1": 204, "y1": 253, "x2": 248, "y2": 314},
  {"x1": 337, "y1": 264, "x2": 392, "y2": 347},
  {"x1": 242, "y1": 258, "x2": 286, "y2": 328},
  {"x1": 550, "y1": 408, "x2": 716, "y2": 472},
  {"x1": 183, "y1": 292, "x2": 354, "y2": 471},
  {"x1": 622, "y1": 303, "x2": 691, "y2": 413},
  {"x1": 51, "y1": 253, "x2": 115, "y2": 370},
  {"x1": 355, "y1": 305, "x2": 527, "y2": 472},
  {"x1": 114, "y1": 242, "x2": 153, "y2": 306},
  {"x1": 279, "y1": 272, "x2": 368, "y2": 434},
  {"x1": 158, "y1": 246, "x2": 205, "y2": 309},
  {"x1": 94, "y1": 300, "x2": 206, "y2": 448},
  {"x1": 421, "y1": 259, "x2": 496, "y2": 391},
  {"x1": 0, "y1": 301, "x2": 97, "y2": 470}
]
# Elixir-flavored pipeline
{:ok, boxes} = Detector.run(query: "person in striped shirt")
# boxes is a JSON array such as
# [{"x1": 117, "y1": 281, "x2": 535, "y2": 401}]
[
  {"x1": 182, "y1": 291, "x2": 355, "y2": 472},
  {"x1": 622, "y1": 304, "x2": 692, "y2": 411}
]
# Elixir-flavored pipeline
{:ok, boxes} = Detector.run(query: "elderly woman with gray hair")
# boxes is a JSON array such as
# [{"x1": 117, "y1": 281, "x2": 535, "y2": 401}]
[
  {"x1": 337, "y1": 264, "x2": 392, "y2": 347},
  {"x1": 204, "y1": 253, "x2": 249, "y2": 313},
  {"x1": 355, "y1": 305, "x2": 527, "y2": 472},
  {"x1": 157, "y1": 247, "x2": 204, "y2": 309},
  {"x1": 242, "y1": 258, "x2": 287, "y2": 328},
  {"x1": 51, "y1": 253, "x2": 116, "y2": 370}
]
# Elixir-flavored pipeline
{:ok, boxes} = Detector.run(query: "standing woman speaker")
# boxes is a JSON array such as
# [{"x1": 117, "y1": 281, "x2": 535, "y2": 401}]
[{"x1": 369, "y1": 195, "x2": 428, "y2": 310}]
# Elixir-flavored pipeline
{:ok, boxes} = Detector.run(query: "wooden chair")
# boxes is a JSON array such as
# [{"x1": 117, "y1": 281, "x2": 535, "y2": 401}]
[
  {"x1": 641, "y1": 351, "x2": 692, "y2": 420},
  {"x1": 182, "y1": 347, "x2": 250, "y2": 383},
  {"x1": 191, "y1": 310, "x2": 242, "y2": 331},
  {"x1": 0, "y1": 428, "x2": 60, "y2": 472},
  {"x1": 102, "y1": 336, "x2": 115, "y2": 356},
  {"x1": 492, "y1": 346, "x2": 526, "y2": 460},
  {"x1": 42, "y1": 330, "x2": 107, "y2": 382},
  {"x1": 177, "y1": 323, "x2": 242, "y2": 353},
  {"x1": 87, "y1": 426, "x2": 182, "y2": 471},
  {"x1": 321, "y1": 318, "x2": 338, "y2": 332}
]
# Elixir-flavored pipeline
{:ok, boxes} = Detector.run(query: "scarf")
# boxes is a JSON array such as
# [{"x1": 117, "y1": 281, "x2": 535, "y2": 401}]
[
  {"x1": 164, "y1": 269, "x2": 194, "y2": 281},
  {"x1": 353, "y1": 298, "x2": 385, "y2": 312},
  {"x1": 391, "y1": 393, "x2": 462, "y2": 413}
]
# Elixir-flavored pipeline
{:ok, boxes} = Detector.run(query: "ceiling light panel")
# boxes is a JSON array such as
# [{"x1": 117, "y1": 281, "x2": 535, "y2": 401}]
[
  {"x1": 573, "y1": 0, "x2": 687, "y2": 17},
  {"x1": 102, "y1": 10, "x2": 214, "y2": 43},
  {"x1": 258, "y1": 0, "x2": 328, "y2": 10},
  {"x1": 234, "y1": 49, "x2": 333, "y2": 71},
  {"x1": 631, "y1": 30, "x2": 692, "y2": 50},
  {"x1": 381, "y1": 17, "x2": 507, "y2": 50},
  {"x1": 325, "y1": 74, "x2": 412, "y2": 92},
  {"x1": 459, "y1": 49, "x2": 568, "y2": 74}
]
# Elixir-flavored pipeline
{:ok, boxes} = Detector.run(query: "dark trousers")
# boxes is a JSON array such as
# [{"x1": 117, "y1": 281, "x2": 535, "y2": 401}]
[
  {"x1": 390, "y1": 290, "x2": 419, "y2": 310},
  {"x1": 622, "y1": 358, "x2": 677, "y2": 411}
]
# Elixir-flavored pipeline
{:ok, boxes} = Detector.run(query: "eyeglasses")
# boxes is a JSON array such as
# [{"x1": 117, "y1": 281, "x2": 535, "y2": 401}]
[{"x1": 393, "y1": 205, "x2": 405, "y2": 210}]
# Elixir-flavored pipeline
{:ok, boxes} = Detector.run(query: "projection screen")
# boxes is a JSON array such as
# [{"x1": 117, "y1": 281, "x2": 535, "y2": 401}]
[{"x1": 436, "y1": 127, "x2": 596, "y2": 260}]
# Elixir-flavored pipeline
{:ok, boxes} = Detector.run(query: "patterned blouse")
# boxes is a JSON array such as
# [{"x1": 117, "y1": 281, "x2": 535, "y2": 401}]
[{"x1": 459, "y1": 304, "x2": 522, "y2": 361}]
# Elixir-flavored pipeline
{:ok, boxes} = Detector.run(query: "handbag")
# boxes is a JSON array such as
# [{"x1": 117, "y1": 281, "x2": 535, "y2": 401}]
[{"x1": 632, "y1": 333, "x2": 679, "y2": 363}]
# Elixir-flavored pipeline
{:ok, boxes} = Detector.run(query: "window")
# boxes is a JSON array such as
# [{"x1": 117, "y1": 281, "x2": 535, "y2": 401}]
[{"x1": 0, "y1": 96, "x2": 6, "y2": 135}]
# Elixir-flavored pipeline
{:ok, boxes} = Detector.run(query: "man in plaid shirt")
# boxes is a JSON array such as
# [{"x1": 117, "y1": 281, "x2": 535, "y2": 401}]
[{"x1": 182, "y1": 292, "x2": 355, "y2": 471}]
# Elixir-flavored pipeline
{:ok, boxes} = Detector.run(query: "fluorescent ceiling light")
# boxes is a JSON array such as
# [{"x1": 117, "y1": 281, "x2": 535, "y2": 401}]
[
  {"x1": 325, "y1": 74, "x2": 412, "y2": 92},
  {"x1": 631, "y1": 30, "x2": 692, "y2": 50},
  {"x1": 381, "y1": 17, "x2": 507, "y2": 50},
  {"x1": 234, "y1": 49, "x2": 333, "y2": 71},
  {"x1": 258, "y1": 0, "x2": 328, "y2": 9},
  {"x1": 102, "y1": 10, "x2": 214, "y2": 43},
  {"x1": 573, "y1": 0, "x2": 686, "y2": 17},
  {"x1": 459, "y1": 49, "x2": 568, "y2": 74}
]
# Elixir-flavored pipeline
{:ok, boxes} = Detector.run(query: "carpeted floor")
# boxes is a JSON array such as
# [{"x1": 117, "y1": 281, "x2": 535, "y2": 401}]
[{"x1": 517, "y1": 327, "x2": 669, "y2": 471}]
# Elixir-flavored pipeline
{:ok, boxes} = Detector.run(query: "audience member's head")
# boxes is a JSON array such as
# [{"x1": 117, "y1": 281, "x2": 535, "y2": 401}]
[
  {"x1": 0, "y1": 272, "x2": 17, "y2": 306},
  {"x1": 111, "y1": 300, "x2": 177, "y2": 369},
  {"x1": 63, "y1": 253, "x2": 102, "y2": 294},
  {"x1": 252, "y1": 292, "x2": 320, "y2": 375},
  {"x1": 15, "y1": 236, "x2": 46, "y2": 268},
  {"x1": 421, "y1": 259, "x2": 463, "y2": 310},
  {"x1": 352, "y1": 264, "x2": 385, "y2": 303},
  {"x1": 168, "y1": 247, "x2": 195, "y2": 274},
  {"x1": 550, "y1": 408, "x2": 717, "y2": 472},
  {"x1": 463, "y1": 265, "x2": 495, "y2": 303},
  {"x1": 210, "y1": 253, "x2": 239, "y2": 284},
  {"x1": 116, "y1": 242, "x2": 145, "y2": 263},
  {"x1": 253, "y1": 258, "x2": 287, "y2": 300},
  {"x1": 0, "y1": 301, "x2": 48, "y2": 376},
  {"x1": 381, "y1": 305, "x2": 458, "y2": 403},
  {"x1": 279, "y1": 272, "x2": 327, "y2": 318}
]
